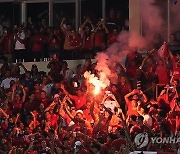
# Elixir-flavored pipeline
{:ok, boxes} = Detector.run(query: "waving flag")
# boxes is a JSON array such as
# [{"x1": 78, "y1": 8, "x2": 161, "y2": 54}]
[{"x1": 158, "y1": 42, "x2": 169, "y2": 60}]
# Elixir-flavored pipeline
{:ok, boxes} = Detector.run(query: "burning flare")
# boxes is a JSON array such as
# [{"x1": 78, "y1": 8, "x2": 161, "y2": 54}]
[
  {"x1": 84, "y1": 71, "x2": 107, "y2": 95},
  {"x1": 94, "y1": 84, "x2": 101, "y2": 95}
]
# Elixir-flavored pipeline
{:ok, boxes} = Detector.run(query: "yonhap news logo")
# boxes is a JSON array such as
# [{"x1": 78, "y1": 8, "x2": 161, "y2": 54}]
[
  {"x1": 134, "y1": 133, "x2": 149, "y2": 148},
  {"x1": 134, "y1": 133, "x2": 180, "y2": 148}
]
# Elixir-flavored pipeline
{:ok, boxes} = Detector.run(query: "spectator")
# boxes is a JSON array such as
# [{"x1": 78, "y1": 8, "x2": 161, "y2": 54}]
[
  {"x1": 1, "y1": 70, "x2": 18, "y2": 89},
  {"x1": 0, "y1": 27, "x2": 13, "y2": 62},
  {"x1": 13, "y1": 25, "x2": 26, "y2": 62},
  {"x1": 61, "y1": 61, "x2": 74, "y2": 82}
]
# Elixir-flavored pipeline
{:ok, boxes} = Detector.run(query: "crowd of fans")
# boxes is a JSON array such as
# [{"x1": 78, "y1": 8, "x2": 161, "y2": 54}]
[
  {"x1": 0, "y1": 8, "x2": 129, "y2": 63},
  {"x1": 0, "y1": 40, "x2": 179, "y2": 153},
  {"x1": 0, "y1": 7, "x2": 179, "y2": 154}
]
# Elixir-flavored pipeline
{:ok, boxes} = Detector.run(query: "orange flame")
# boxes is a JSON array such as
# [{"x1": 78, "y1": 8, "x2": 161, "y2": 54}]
[
  {"x1": 84, "y1": 71, "x2": 106, "y2": 96},
  {"x1": 94, "y1": 85, "x2": 100, "y2": 95}
]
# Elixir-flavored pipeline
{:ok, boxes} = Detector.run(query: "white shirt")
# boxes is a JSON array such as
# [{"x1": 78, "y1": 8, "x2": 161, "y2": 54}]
[
  {"x1": 1, "y1": 77, "x2": 18, "y2": 89},
  {"x1": 14, "y1": 31, "x2": 26, "y2": 50}
]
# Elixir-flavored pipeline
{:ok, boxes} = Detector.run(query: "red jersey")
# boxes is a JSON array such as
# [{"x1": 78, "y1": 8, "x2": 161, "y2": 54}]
[
  {"x1": 1, "y1": 34, "x2": 13, "y2": 54},
  {"x1": 12, "y1": 101, "x2": 23, "y2": 111},
  {"x1": 69, "y1": 35, "x2": 81, "y2": 50},
  {"x1": 82, "y1": 32, "x2": 94, "y2": 50},
  {"x1": 32, "y1": 34, "x2": 45, "y2": 52},
  {"x1": 172, "y1": 57, "x2": 180, "y2": 79},
  {"x1": 94, "y1": 32, "x2": 106, "y2": 48},
  {"x1": 126, "y1": 100, "x2": 139, "y2": 116}
]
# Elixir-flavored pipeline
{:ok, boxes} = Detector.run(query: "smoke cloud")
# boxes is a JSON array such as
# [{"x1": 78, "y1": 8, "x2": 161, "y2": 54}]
[
  {"x1": 85, "y1": 0, "x2": 175, "y2": 91},
  {"x1": 141, "y1": 0, "x2": 166, "y2": 41},
  {"x1": 84, "y1": 30, "x2": 148, "y2": 90}
]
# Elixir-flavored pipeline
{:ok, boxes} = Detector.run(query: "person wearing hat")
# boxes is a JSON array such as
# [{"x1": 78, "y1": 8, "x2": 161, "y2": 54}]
[
  {"x1": 73, "y1": 140, "x2": 90, "y2": 154},
  {"x1": 63, "y1": 104, "x2": 93, "y2": 136}
]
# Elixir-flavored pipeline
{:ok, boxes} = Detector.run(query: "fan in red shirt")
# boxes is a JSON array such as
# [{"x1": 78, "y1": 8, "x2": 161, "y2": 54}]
[
  {"x1": 0, "y1": 27, "x2": 13, "y2": 62},
  {"x1": 155, "y1": 59, "x2": 170, "y2": 85},
  {"x1": 169, "y1": 50, "x2": 180, "y2": 79},
  {"x1": 31, "y1": 28, "x2": 46, "y2": 60},
  {"x1": 93, "y1": 20, "x2": 108, "y2": 50},
  {"x1": 108, "y1": 28, "x2": 119, "y2": 45},
  {"x1": 11, "y1": 84, "x2": 26, "y2": 114},
  {"x1": 69, "y1": 29, "x2": 82, "y2": 50},
  {"x1": 79, "y1": 18, "x2": 94, "y2": 51},
  {"x1": 39, "y1": 90, "x2": 51, "y2": 109},
  {"x1": 47, "y1": 53, "x2": 62, "y2": 75},
  {"x1": 82, "y1": 27, "x2": 94, "y2": 50},
  {"x1": 61, "y1": 84, "x2": 86, "y2": 110},
  {"x1": 48, "y1": 29, "x2": 61, "y2": 56},
  {"x1": 124, "y1": 89, "x2": 148, "y2": 117}
]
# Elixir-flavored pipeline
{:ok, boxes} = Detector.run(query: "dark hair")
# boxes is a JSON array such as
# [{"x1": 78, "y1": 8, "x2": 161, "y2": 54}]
[
  {"x1": 130, "y1": 115, "x2": 137, "y2": 122},
  {"x1": 138, "y1": 115, "x2": 144, "y2": 122},
  {"x1": 108, "y1": 133, "x2": 117, "y2": 141},
  {"x1": 92, "y1": 142, "x2": 101, "y2": 151},
  {"x1": 152, "y1": 104, "x2": 159, "y2": 109},
  {"x1": 62, "y1": 61, "x2": 68, "y2": 66},
  {"x1": 159, "y1": 111, "x2": 167, "y2": 118},
  {"x1": 97, "y1": 137, "x2": 104, "y2": 144}
]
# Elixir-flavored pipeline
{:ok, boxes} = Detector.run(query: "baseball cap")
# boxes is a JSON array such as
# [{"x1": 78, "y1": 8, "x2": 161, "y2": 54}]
[
  {"x1": 74, "y1": 141, "x2": 82, "y2": 148},
  {"x1": 76, "y1": 110, "x2": 83, "y2": 115},
  {"x1": 54, "y1": 94, "x2": 60, "y2": 99}
]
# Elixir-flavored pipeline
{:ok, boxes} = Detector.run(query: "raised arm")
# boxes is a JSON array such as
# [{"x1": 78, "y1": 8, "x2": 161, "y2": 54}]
[
  {"x1": 14, "y1": 32, "x2": 25, "y2": 44},
  {"x1": 44, "y1": 101, "x2": 56, "y2": 112},
  {"x1": 101, "y1": 94, "x2": 109, "y2": 104},
  {"x1": 79, "y1": 18, "x2": 89, "y2": 31},
  {"x1": 139, "y1": 53, "x2": 151, "y2": 70},
  {"x1": 139, "y1": 90, "x2": 148, "y2": 103},
  {"x1": 60, "y1": 18, "x2": 66, "y2": 33},
  {"x1": 11, "y1": 84, "x2": 16, "y2": 102},
  {"x1": 0, "y1": 107, "x2": 9, "y2": 119},
  {"x1": 11, "y1": 64, "x2": 20, "y2": 76},
  {"x1": 14, "y1": 113, "x2": 20, "y2": 126},
  {"x1": 111, "y1": 94, "x2": 120, "y2": 108},
  {"x1": 20, "y1": 64, "x2": 28, "y2": 73},
  {"x1": 124, "y1": 90, "x2": 135, "y2": 103},
  {"x1": 94, "y1": 21, "x2": 102, "y2": 33},
  {"x1": 63, "y1": 102, "x2": 74, "y2": 120},
  {"x1": 102, "y1": 21, "x2": 109, "y2": 34},
  {"x1": 21, "y1": 85, "x2": 26, "y2": 103},
  {"x1": 60, "y1": 84, "x2": 74, "y2": 100}
]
